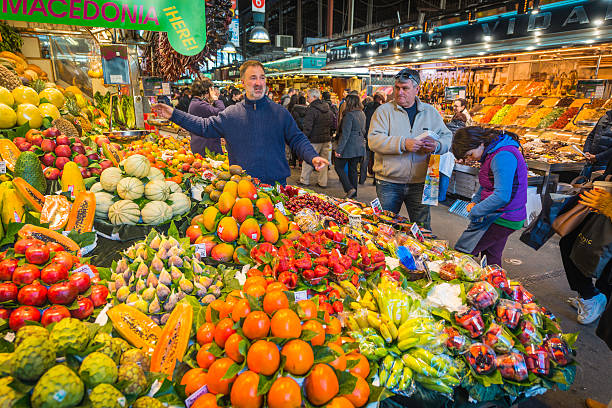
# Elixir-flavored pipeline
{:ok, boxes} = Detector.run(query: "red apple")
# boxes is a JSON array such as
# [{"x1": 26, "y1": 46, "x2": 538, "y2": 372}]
[
  {"x1": 55, "y1": 144, "x2": 72, "y2": 157},
  {"x1": 79, "y1": 167, "x2": 91, "y2": 178},
  {"x1": 87, "y1": 153, "x2": 100, "y2": 161},
  {"x1": 99, "y1": 160, "x2": 113, "y2": 170},
  {"x1": 56, "y1": 135, "x2": 70, "y2": 145},
  {"x1": 72, "y1": 144, "x2": 86, "y2": 155},
  {"x1": 0, "y1": 309, "x2": 9, "y2": 319},
  {"x1": 43, "y1": 127, "x2": 61, "y2": 139},
  {"x1": 18, "y1": 142, "x2": 31, "y2": 151},
  {"x1": 41, "y1": 139, "x2": 56, "y2": 153},
  {"x1": 13, "y1": 137, "x2": 26, "y2": 145},
  {"x1": 73, "y1": 154, "x2": 89, "y2": 167},
  {"x1": 28, "y1": 145, "x2": 38, "y2": 152},
  {"x1": 25, "y1": 129, "x2": 43, "y2": 143},
  {"x1": 55, "y1": 156, "x2": 70, "y2": 170},
  {"x1": 41, "y1": 152, "x2": 56, "y2": 166},
  {"x1": 30, "y1": 134, "x2": 43, "y2": 146},
  {"x1": 44, "y1": 167, "x2": 61, "y2": 180},
  {"x1": 41, "y1": 305, "x2": 70, "y2": 326},
  {"x1": 90, "y1": 168, "x2": 103, "y2": 176}
]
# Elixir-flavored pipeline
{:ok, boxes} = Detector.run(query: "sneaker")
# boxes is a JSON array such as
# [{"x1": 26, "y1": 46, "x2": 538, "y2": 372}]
[
  {"x1": 567, "y1": 296, "x2": 582, "y2": 310},
  {"x1": 576, "y1": 293, "x2": 607, "y2": 324},
  {"x1": 345, "y1": 188, "x2": 357, "y2": 199}
]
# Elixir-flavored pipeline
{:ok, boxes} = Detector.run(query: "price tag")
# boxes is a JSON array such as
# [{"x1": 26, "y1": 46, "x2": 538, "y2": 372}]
[
  {"x1": 348, "y1": 214, "x2": 362, "y2": 230},
  {"x1": 201, "y1": 170, "x2": 217, "y2": 181},
  {"x1": 193, "y1": 243, "x2": 207, "y2": 260},
  {"x1": 74, "y1": 264, "x2": 95, "y2": 278},
  {"x1": 0, "y1": 161, "x2": 6, "y2": 174},
  {"x1": 410, "y1": 223, "x2": 425, "y2": 243},
  {"x1": 370, "y1": 198, "x2": 383, "y2": 215},
  {"x1": 161, "y1": 151, "x2": 174, "y2": 161},
  {"x1": 480, "y1": 255, "x2": 487, "y2": 268},
  {"x1": 184, "y1": 385, "x2": 209, "y2": 408},
  {"x1": 110, "y1": 74, "x2": 124, "y2": 83},
  {"x1": 294, "y1": 290, "x2": 308, "y2": 301},
  {"x1": 275, "y1": 201, "x2": 287, "y2": 215}
]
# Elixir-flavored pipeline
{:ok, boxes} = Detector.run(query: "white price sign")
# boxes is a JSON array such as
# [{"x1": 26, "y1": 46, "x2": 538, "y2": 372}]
[
  {"x1": 193, "y1": 243, "x2": 207, "y2": 259},
  {"x1": 275, "y1": 201, "x2": 287, "y2": 215},
  {"x1": 294, "y1": 290, "x2": 308, "y2": 301},
  {"x1": 73, "y1": 264, "x2": 95, "y2": 278},
  {"x1": 0, "y1": 161, "x2": 6, "y2": 174}
]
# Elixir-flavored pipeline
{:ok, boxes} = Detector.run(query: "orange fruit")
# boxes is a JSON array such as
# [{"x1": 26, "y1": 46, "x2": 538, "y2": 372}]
[
  {"x1": 342, "y1": 375, "x2": 370, "y2": 407},
  {"x1": 245, "y1": 285, "x2": 266, "y2": 299},
  {"x1": 266, "y1": 282, "x2": 288, "y2": 292},
  {"x1": 347, "y1": 353, "x2": 370, "y2": 379},
  {"x1": 243, "y1": 276, "x2": 268, "y2": 291},
  {"x1": 230, "y1": 371, "x2": 263, "y2": 408},
  {"x1": 326, "y1": 316, "x2": 342, "y2": 336},
  {"x1": 214, "y1": 318, "x2": 236, "y2": 348},
  {"x1": 197, "y1": 322, "x2": 216, "y2": 345},
  {"x1": 267, "y1": 377, "x2": 302, "y2": 408},
  {"x1": 247, "y1": 340, "x2": 280, "y2": 376},
  {"x1": 326, "y1": 397, "x2": 355, "y2": 408},
  {"x1": 206, "y1": 357, "x2": 237, "y2": 395},
  {"x1": 180, "y1": 368, "x2": 208, "y2": 396},
  {"x1": 302, "y1": 320, "x2": 325, "y2": 346},
  {"x1": 231, "y1": 298, "x2": 251, "y2": 322},
  {"x1": 225, "y1": 333, "x2": 245, "y2": 363},
  {"x1": 263, "y1": 291, "x2": 289, "y2": 314},
  {"x1": 196, "y1": 343, "x2": 216, "y2": 369},
  {"x1": 206, "y1": 300, "x2": 231, "y2": 322},
  {"x1": 281, "y1": 339, "x2": 314, "y2": 375},
  {"x1": 305, "y1": 363, "x2": 340, "y2": 405},
  {"x1": 242, "y1": 311, "x2": 270, "y2": 340},
  {"x1": 191, "y1": 393, "x2": 220, "y2": 408},
  {"x1": 297, "y1": 299, "x2": 317, "y2": 320},
  {"x1": 328, "y1": 343, "x2": 346, "y2": 371},
  {"x1": 270, "y1": 308, "x2": 302, "y2": 339}
]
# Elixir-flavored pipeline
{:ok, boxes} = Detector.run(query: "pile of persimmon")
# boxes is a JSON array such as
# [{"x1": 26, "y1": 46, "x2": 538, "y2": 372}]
[{"x1": 181, "y1": 276, "x2": 372, "y2": 408}]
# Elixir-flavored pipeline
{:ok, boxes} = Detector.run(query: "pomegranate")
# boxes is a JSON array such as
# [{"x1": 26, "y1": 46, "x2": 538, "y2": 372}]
[
  {"x1": 0, "y1": 309, "x2": 9, "y2": 319},
  {"x1": 0, "y1": 282, "x2": 19, "y2": 302},
  {"x1": 89, "y1": 285, "x2": 109, "y2": 307},
  {"x1": 17, "y1": 281, "x2": 47, "y2": 306},
  {"x1": 9, "y1": 306, "x2": 41, "y2": 331},
  {"x1": 41, "y1": 305, "x2": 71, "y2": 326},
  {"x1": 47, "y1": 281, "x2": 78, "y2": 305},
  {"x1": 69, "y1": 272, "x2": 91, "y2": 294},
  {"x1": 51, "y1": 251, "x2": 72, "y2": 269},
  {"x1": 0, "y1": 258, "x2": 18, "y2": 280},
  {"x1": 70, "y1": 296, "x2": 94, "y2": 319},
  {"x1": 14, "y1": 238, "x2": 43, "y2": 254},
  {"x1": 41, "y1": 262, "x2": 69, "y2": 285},
  {"x1": 12, "y1": 264, "x2": 40, "y2": 285},
  {"x1": 25, "y1": 243, "x2": 50, "y2": 265}
]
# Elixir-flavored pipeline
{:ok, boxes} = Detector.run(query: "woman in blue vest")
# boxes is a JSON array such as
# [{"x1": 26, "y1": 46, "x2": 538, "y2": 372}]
[{"x1": 452, "y1": 127, "x2": 528, "y2": 267}]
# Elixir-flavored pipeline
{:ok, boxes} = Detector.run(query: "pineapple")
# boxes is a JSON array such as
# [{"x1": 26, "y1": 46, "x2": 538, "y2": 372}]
[
  {"x1": 31, "y1": 79, "x2": 45, "y2": 93},
  {"x1": 65, "y1": 96, "x2": 92, "y2": 133}
]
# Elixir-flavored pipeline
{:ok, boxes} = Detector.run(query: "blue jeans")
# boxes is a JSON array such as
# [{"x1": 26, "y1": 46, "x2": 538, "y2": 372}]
[{"x1": 375, "y1": 180, "x2": 431, "y2": 230}]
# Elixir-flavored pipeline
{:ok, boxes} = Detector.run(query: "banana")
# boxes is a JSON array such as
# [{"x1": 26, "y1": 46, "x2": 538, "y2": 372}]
[
  {"x1": 354, "y1": 313, "x2": 369, "y2": 329},
  {"x1": 346, "y1": 316, "x2": 362, "y2": 333},
  {"x1": 398, "y1": 366, "x2": 413, "y2": 391},
  {"x1": 330, "y1": 282, "x2": 347, "y2": 298},
  {"x1": 386, "y1": 319, "x2": 398, "y2": 341},
  {"x1": 380, "y1": 323, "x2": 393, "y2": 344},
  {"x1": 340, "y1": 281, "x2": 359, "y2": 298},
  {"x1": 401, "y1": 354, "x2": 440, "y2": 378},
  {"x1": 385, "y1": 360, "x2": 403, "y2": 389},
  {"x1": 382, "y1": 355, "x2": 395, "y2": 371},
  {"x1": 379, "y1": 366, "x2": 389, "y2": 385},
  {"x1": 366, "y1": 313, "x2": 381, "y2": 330},
  {"x1": 349, "y1": 302, "x2": 362, "y2": 311},
  {"x1": 397, "y1": 337, "x2": 419, "y2": 351},
  {"x1": 414, "y1": 375, "x2": 454, "y2": 394},
  {"x1": 410, "y1": 348, "x2": 435, "y2": 364}
]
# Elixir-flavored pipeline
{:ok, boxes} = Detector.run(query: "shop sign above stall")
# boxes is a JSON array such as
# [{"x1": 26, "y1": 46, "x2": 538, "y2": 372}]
[
  {"x1": 328, "y1": 0, "x2": 612, "y2": 63},
  {"x1": 0, "y1": 0, "x2": 206, "y2": 56},
  {"x1": 264, "y1": 56, "x2": 326, "y2": 73}
]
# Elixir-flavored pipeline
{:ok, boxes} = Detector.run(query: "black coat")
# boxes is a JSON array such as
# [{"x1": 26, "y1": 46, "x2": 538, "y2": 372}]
[
  {"x1": 302, "y1": 99, "x2": 333, "y2": 144},
  {"x1": 446, "y1": 118, "x2": 466, "y2": 135},
  {"x1": 584, "y1": 110, "x2": 612, "y2": 166},
  {"x1": 291, "y1": 104, "x2": 308, "y2": 130},
  {"x1": 363, "y1": 101, "x2": 381, "y2": 136}
]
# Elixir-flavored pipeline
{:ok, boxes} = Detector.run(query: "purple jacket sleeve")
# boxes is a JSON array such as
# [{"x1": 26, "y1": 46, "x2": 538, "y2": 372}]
[{"x1": 170, "y1": 108, "x2": 225, "y2": 139}]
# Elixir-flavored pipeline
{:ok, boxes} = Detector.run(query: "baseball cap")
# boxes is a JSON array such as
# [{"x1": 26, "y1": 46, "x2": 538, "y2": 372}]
[{"x1": 395, "y1": 68, "x2": 420, "y2": 86}]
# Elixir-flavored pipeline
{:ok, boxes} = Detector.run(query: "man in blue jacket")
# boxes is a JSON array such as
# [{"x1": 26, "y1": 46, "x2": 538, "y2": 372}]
[{"x1": 152, "y1": 61, "x2": 328, "y2": 186}]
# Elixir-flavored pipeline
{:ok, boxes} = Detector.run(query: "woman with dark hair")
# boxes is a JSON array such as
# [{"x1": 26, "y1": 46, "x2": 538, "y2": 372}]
[
  {"x1": 188, "y1": 79, "x2": 225, "y2": 155},
  {"x1": 446, "y1": 112, "x2": 467, "y2": 135},
  {"x1": 334, "y1": 94, "x2": 366, "y2": 198},
  {"x1": 452, "y1": 127, "x2": 528, "y2": 267}
]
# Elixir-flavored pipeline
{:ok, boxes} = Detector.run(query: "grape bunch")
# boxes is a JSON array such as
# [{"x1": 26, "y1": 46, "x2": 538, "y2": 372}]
[{"x1": 286, "y1": 194, "x2": 348, "y2": 224}]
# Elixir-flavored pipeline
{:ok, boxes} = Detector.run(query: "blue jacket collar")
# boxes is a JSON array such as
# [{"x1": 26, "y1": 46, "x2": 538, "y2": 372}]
[{"x1": 244, "y1": 95, "x2": 270, "y2": 109}]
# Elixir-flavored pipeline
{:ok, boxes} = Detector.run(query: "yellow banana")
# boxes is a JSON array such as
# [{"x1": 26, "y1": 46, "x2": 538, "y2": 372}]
[
  {"x1": 397, "y1": 337, "x2": 419, "y2": 351},
  {"x1": 386, "y1": 319, "x2": 398, "y2": 341},
  {"x1": 349, "y1": 302, "x2": 362, "y2": 311},
  {"x1": 340, "y1": 281, "x2": 359, "y2": 298},
  {"x1": 346, "y1": 316, "x2": 362, "y2": 333},
  {"x1": 330, "y1": 282, "x2": 347, "y2": 298},
  {"x1": 366, "y1": 313, "x2": 381, "y2": 330},
  {"x1": 380, "y1": 323, "x2": 393, "y2": 344}
]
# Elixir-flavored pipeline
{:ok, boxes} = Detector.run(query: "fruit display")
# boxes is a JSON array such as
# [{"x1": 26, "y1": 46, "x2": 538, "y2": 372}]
[
  {"x1": 286, "y1": 193, "x2": 348, "y2": 224},
  {"x1": 106, "y1": 231, "x2": 233, "y2": 324}
]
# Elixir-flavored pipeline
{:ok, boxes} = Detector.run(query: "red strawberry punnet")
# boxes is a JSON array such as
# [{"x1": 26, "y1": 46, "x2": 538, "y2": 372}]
[
  {"x1": 496, "y1": 299, "x2": 523, "y2": 329},
  {"x1": 455, "y1": 308, "x2": 486, "y2": 338},
  {"x1": 544, "y1": 335, "x2": 572, "y2": 366},
  {"x1": 496, "y1": 351, "x2": 529, "y2": 382},
  {"x1": 467, "y1": 281, "x2": 499, "y2": 309},
  {"x1": 466, "y1": 343, "x2": 497, "y2": 375},
  {"x1": 525, "y1": 344, "x2": 550, "y2": 376}
]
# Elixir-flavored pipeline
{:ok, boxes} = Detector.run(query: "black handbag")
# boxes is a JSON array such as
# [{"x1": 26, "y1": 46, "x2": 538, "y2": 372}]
[
  {"x1": 569, "y1": 213, "x2": 612, "y2": 278},
  {"x1": 520, "y1": 193, "x2": 572, "y2": 250}
]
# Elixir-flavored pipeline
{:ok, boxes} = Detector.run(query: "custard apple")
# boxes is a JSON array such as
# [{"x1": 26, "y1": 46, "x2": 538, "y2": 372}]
[
  {"x1": 111, "y1": 338, "x2": 131, "y2": 357},
  {"x1": 31, "y1": 364, "x2": 84, "y2": 408},
  {"x1": 78, "y1": 352, "x2": 118, "y2": 388},
  {"x1": 117, "y1": 363, "x2": 147, "y2": 397},
  {"x1": 0, "y1": 383, "x2": 24, "y2": 407},
  {"x1": 119, "y1": 349, "x2": 150, "y2": 372},
  {"x1": 91, "y1": 332, "x2": 121, "y2": 363},
  {"x1": 14, "y1": 325, "x2": 49, "y2": 347},
  {"x1": 0, "y1": 353, "x2": 13, "y2": 377},
  {"x1": 50, "y1": 318, "x2": 90, "y2": 354},
  {"x1": 89, "y1": 384, "x2": 127, "y2": 408},
  {"x1": 132, "y1": 396, "x2": 165, "y2": 408},
  {"x1": 12, "y1": 336, "x2": 56, "y2": 382}
]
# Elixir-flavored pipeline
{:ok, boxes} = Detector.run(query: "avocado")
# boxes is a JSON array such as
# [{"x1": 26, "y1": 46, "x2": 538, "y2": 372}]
[
  {"x1": 229, "y1": 165, "x2": 243, "y2": 175},
  {"x1": 14, "y1": 151, "x2": 46, "y2": 194},
  {"x1": 218, "y1": 171, "x2": 231, "y2": 181}
]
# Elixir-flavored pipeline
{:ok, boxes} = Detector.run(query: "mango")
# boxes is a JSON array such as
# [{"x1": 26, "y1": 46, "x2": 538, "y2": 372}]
[
  {"x1": 217, "y1": 216, "x2": 239, "y2": 242},
  {"x1": 217, "y1": 191, "x2": 236, "y2": 215},
  {"x1": 237, "y1": 179, "x2": 257, "y2": 200},
  {"x1": 223, "y1": 180, "x2": 238, "y2": 198},
  {"x1": 285, "y1": 230, "x2": 302, "y2": 241},
  {"x1": 256, "y1": 197, "x2": 274, "y2": 221},
  {"x1": 274, "y1": 209, "x2": 289, "y2": 234},
  {"x1": 261, "y1": 222, "x2": 279, "y2": 244},
  {"x1": 210, "y1": 190, "x2": 221, "y2": 202},
  {"x1": 239, "y1": 218, "x2": 261, "y2": 242},
  {"x1": 232, "y1": 198, "x2": 254, "y2": 223},
  {"x1": 194, "y1": 235, "x2": 217, "y2": 255},
  {"x1": 288, "y1": 221, "x2": 300, "y2": 231},
  {"x1": 210, "y1": 243, "x2": 234, "y2": 262},
  {"x1": 202, "y1": 206, "x2": 219, "y2": 231}
]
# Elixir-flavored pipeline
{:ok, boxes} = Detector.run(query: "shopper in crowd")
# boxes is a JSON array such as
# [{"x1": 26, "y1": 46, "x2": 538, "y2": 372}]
[
  {"x1": 281, "y1": 88, "x2": 296, "y2": 107},
  {"x1": 175, "y1": 88, "x2": 192, "y2": 112},
  {"x1": 453, "y1": 98, "x2": 472, "y2": 125},
  {"x1": 291, "y1": 95, "x2": 308, "y2": 130},
  {"x1": 452, "y1": 127, "x2": 527, "y2": 267},
  {"x1": 299, "y1": 88, "x2": 333, "y2": 188},
  {"x1": 322, "y1": 91, "x2": 339, "y2": 132},
  {"x1": 583, "y1": 110, "x2": 612, "y2": 177},
  {"x1": 368, "y1": 68, "x2": 452, "y2": 229},
  {"x1": 267, "y1": 90, "x2": 276, "y2": 102},
  {"x1": 224, "y1": 88, "x2": 241, "y2": 106},
  {"x1": 188, "y1": 79, "x2": 225, "y2": 156},
  {"x1": 335, "y1": 94, "x2": 366, "y2": 198},
  {"x1": 152, "y1": 60, "x2": 328, "y2": 185},
  {"x1": 362, "y1": 92, "x2": 386, "y2": 183},
  {"x1": 446, "y1": 112, "x2": 468, "y2": 135}
]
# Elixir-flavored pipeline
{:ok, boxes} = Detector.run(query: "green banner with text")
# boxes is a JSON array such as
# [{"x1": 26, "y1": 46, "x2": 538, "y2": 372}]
[{"x1": 1, "y1": 0, "x2": 206, "y2": 55}]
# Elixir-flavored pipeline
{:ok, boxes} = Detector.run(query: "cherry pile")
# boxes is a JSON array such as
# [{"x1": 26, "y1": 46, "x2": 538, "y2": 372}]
[{"x1": 286, "y1": 194, "x2": 348, "y2": 224}]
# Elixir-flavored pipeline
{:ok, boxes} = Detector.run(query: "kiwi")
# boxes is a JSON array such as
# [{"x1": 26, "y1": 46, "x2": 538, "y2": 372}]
[
  {"x1": 230, "y1": 174, "x2": 242, "y2": 183},
  {"x1": 210, "y1": 190, "x2": 221, "y2": 202},
  {"x1": 204, "y1": 184, "x2": 215, "y2": 194},
  {"x1": 229, "y1": 165, "x2": 243, "y2": 175},
  {"x1": 215, "y1": 180, "x2": 227, "y2": 190},
  {"x1": 218, "y1": 171, "x2": 231, "y2": 181}
]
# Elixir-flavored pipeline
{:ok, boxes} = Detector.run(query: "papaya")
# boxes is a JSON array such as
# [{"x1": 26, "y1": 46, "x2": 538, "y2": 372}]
[
  {"x1": 39, "y1": 195, "x2": 71, "y2": 230},
  {"x1": 102, "y1": 143, "x2": 123, "y2": 166},
  {"x1": 1, "y1": 188, "x2": 25, "y2": 228},
  {"x1": 65, "y1": 191, "x2": 95, "y2": 233},
  {"x1": 61, "y1": 162, "x2": 86, "y2": 195},
  {"x1": 18, "y1": 224, "x2": 80, "y2": 251},
  {"x1": 0, "y1": 139, "x2": 21, "y2": 171},
  {"x1": 107, "y1": 304, "x2": 161, "y2": 354},
  {"x1": 151, "y1": 302, "x2": 192, "y2": 378},
  {"x1": 13, "y1": 177, "x2": 45, "y2": 212}
]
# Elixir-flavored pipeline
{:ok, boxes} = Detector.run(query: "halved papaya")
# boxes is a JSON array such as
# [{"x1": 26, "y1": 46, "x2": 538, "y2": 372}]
[
  {"x1": 0, "y1": 139, "x2": 21, "y2": 172},
  {"x1": 40, "y1": 195, "x2": 71, "y2": 231},
  {"x1": 13, "y1": 177, "x2": 45, "y2": 212},
  {"x1": 18, "y1": 224, "x2": 80, "y2": 252},
  {"x1": 107, "y1": 304, "x2": 161, "y2": 353},
  {"x1": 151, "y1": 302, "x2": 193, "y2": 378},
  {"x1": 102, "y1": 143, "x2": 124, "y2": 167},
  {"x1": 65, "y1": 191, "x2": 95, "y2": 233}
]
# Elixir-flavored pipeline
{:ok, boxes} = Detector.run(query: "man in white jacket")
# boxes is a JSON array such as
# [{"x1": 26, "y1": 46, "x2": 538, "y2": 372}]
[{"x1": 368, "y1": 68, "x2": 452, "y2": 229}]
